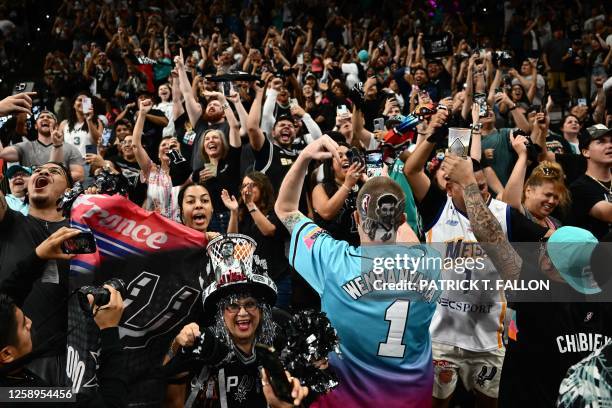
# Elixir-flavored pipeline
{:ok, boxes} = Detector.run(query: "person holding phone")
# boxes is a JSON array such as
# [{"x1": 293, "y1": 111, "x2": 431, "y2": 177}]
[
  {"x1": 58, "y1": 92, "x2": 103, "y2": 159},
  {"x1": 311, "y1": 142, "x2": 363, "y2": 247},
  {"x1": 0, "y1": 228, "x2": 127, "y2": 407},
  {"x1": 0, "y1": 161, "x2": 77, "y2": 386},
  {"x1": 132, "y1": 98, "x2": 183, "y2": 222}
]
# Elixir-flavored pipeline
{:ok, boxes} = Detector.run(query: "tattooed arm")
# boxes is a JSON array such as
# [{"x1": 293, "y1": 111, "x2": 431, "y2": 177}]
[
  {"x1": 442, "y1": 154, "x2": 522, "y2": 281},
  {"x1": 275, "y1": 136, "x2": 340, "y2": 233}
]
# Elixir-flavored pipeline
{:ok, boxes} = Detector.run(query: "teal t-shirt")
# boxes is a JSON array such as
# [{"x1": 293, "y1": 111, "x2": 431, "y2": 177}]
[
  {"x1": 481, "y1": 128, "x2": 514, "y2": 186},
  {"x1": 388, "y1": 159, "x2": 421, "y2": 234}
]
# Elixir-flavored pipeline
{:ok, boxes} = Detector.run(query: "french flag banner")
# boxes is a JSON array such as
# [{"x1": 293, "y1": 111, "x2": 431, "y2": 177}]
[{"x1": 66, "y1": 194, "x2": 209, "y2": 406}]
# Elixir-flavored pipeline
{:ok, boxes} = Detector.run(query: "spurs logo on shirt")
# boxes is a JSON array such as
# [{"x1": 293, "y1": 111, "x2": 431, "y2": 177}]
[{"x1": 426, "y1": 197, "x2": 509, "y2": 351}]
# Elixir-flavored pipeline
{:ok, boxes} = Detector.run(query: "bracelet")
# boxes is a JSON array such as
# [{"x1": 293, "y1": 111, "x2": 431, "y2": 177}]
[
  {"x1": 249, "y1": 207, "x2": 258, "y2": 213},
  {"x1": 340, "y1": 184, "x2": 352, "y2": 193},
  {"x1": 53, "y1": 144, "x2": 63, "y2": 148},
  {"x1": 508, "y1": 103, "x2": 517, "y2": 111},
  {"x1": 222, "y1": 102, "x2": 230, "y2": 110},
  {"x1": 470, "y1": 123, "x2": 482, "y2": 132}
]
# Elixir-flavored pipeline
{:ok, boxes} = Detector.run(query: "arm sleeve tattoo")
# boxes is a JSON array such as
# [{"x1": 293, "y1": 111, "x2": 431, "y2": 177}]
[
  {"x1": 280, "y1": 211, "x2": 307, "y2": 234},
  {"x1": 463, "y1": 183, "x2": 522, "y2": 281}
]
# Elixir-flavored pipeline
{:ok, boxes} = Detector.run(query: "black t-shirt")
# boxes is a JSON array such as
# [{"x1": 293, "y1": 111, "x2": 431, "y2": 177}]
[
  {"x1": 252, "y1": 137, "x2": 298, "y2": 193},
  {"x1": 0, "y1": 210, "x2": 69, "y2": 346},
  {"x1": 313, "y1": 182, "x2": 360, "y2": 247},
  {"x1": 555, "y1": 153, "x2": 587, "y2": 186},
  {"x1": 501, "y1": 279, "x2": 612, "y2": 407},
  {"x1": 192, "y1": 146, "x2": 242, "y2": 213},
  {"x1": 107, "y1": 155, "x2": 147, "y2": 206},
  {"x1": 238, "y1": 209, "x2": 290, "y2": 281},
  {"x1": 569, "y1": 175, "x2": 611, "y2": 239}
]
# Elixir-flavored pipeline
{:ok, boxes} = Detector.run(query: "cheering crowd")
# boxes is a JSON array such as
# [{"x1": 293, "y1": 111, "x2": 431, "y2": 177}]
[{"x1": 0, "y1": 0, "x2": 611, "y2": 407}]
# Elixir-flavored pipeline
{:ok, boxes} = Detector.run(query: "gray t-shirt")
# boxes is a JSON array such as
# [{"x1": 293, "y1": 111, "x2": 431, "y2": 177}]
[{"x1": 14, "y1": 139, "x2": 84, "y2": 169}]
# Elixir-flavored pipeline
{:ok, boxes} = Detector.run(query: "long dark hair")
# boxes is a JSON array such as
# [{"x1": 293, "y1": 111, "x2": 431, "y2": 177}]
[
  {"x1": 321, "y1": 141, "x2": 351, "y2": 197},
  {"x1": 67, "y1": 91, "x2": 92, "y2": 132},
  {"x1": 238, "y1": 172, "x2": 275, "y2": 221},
  {"x1": 177, "y1": 182, "x2": 213, "y2": 224}
]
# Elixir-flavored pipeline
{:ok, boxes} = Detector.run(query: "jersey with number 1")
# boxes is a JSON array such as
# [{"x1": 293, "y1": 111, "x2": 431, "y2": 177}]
[{"x1": 290, "y1": 217, "x2": 441, "y2": 408}]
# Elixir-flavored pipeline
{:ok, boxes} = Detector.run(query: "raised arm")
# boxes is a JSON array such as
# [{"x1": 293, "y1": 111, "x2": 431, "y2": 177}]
[
  {"x1": 352, "y1": 104, "x2": 374, "y2": 148},
  {"x1": 170, "y1": 70, "x2": 184, "y2": 121},
  {"x1": 312, "y1": 162, "x2": 362, "y2": 220},
  {"x1": 403, "y1": 109, "x2": 448, "y2": 202},
  {"x1": 443, "y1": 154, "x2": 522, "y2": 281},
  {"x1": 175, "y1": 49, "x2": 203, "y2": 128},
  {"x1": 275, "y1": 136, "x2": 340, "y2": 232},
  {"x1": 227, "y1": 91, "x2": 249, "y2": 138},
  {"x1": 469, "y1": 103, "x2": 482, "y2": 161},
  {"x1": 132, "y1": 99, "x2": 154, "y2": 176},
  {"x1": 500, "y1": 133, "x2": 528, "y2": 211},
  {"x1": 246, "y1": 75, "x2": 269, "y2": 152}
]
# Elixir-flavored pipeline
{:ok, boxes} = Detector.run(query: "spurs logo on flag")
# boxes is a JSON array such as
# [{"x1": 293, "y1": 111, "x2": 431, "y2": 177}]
[{"x1": 66, "y1": 195, "x2": 208, "y2": 401}]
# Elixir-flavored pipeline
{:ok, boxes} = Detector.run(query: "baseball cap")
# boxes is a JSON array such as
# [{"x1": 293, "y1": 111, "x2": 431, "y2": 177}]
[
  {"x1": 5, "y1": 165, "x2": 32, "y2": 179},
  {"x1": 311, "y1": 58, "x2": 323, "y2": 73},
  {"x1": 358, "y1": 50, "x2": 369, "y2": 63},
  {"x1": 274, "y1": 113, "x2": 295, "y2": 126},
  {"x1": 547, "y1": 226, "x2": 601, "y2": 295},
  {"x1": 578, "y1": 124, "x2": 612, "y2": 151}
]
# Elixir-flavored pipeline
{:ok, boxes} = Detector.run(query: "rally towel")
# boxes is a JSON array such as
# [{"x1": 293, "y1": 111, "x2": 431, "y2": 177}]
[{"x1": 66, "y1": 194, "x2": 208, "y2": 406}]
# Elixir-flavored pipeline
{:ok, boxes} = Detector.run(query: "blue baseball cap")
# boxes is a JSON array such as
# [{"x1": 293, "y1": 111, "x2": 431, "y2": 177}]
[
  {"x1": 5, "y1": 165, "x2": 32, "y2": 179},
  {"x1": 358, "y1": 50, "x2": 369, "y2": 62},
  {"x1": 547, "y1": 226, "x2": 601, "y2": 295}
]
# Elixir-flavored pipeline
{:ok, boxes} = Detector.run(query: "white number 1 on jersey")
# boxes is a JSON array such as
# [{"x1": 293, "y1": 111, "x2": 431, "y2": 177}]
[{"x1": 378, "y1": 299, "x2": 410, "y2": 358}]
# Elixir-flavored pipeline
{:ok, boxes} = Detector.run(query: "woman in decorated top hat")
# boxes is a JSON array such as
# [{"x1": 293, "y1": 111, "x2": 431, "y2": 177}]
[{"x1": 163, "y1": 234, "x2": 309, "y2": 408}]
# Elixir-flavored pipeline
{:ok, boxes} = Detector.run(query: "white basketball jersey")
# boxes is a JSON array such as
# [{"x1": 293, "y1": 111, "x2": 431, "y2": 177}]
[{"x1": 426, "y1": 197, "x2": 509, "y2": 352}]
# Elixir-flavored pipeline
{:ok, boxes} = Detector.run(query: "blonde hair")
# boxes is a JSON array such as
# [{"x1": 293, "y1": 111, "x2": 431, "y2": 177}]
[
  {"x1": 523, "y1": 161, "x2": 571, "y2": 210},
  {"x1": 200, "y1": 129, "x2": 228, "y2": 163}
]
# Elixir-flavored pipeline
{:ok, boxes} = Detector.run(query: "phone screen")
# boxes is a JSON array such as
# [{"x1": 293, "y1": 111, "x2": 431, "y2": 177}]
[
  {"x1": 85, "y1": 145, "x2": 98, "y2": 155},
  {"x1": 366, "y1": 152, "x2": 383, "y2": 178},
  {"x1": 12, "y1": 81, "x2": 34, "y2": 95},
  {"x1": 61, "y1": 232, "x2": 97, "y2": 254},
  {"x1": 82, "y1": 97, "x2": 92, "y2": 114},
  {"x1": 373, "y1": 118, "x2": 385, "y2": 132}
]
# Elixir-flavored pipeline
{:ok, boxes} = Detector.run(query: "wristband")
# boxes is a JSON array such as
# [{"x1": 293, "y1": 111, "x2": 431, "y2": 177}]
[
  {"x1": 340, "y1": 184, "x2": 351, "y2": 193},
  {"x1": 222, "y1": 102, "x2": 230, "y2": 110},
  {"x1": 470, "y1": 123, "x2": 482, "y2": 132},
  {"x1": 249, "y1": 207, "x2": 258, "y2": 213},
  {"x1": 508, "y1": 103, "x2": 518, "y2": 111}
]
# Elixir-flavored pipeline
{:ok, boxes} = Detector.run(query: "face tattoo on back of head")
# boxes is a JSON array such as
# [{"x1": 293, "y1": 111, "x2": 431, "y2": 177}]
[{"x1": 359, "y1": 192, "x2": 404, "y2": 242}]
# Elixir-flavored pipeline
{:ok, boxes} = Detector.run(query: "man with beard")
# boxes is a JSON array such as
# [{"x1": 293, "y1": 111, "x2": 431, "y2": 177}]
[
  {"x1": 0, "y1": 161, "x2": 74, "y2": 385},
  {"x1": 0, "y1": 110, "x2": 84, "y2": 182},
  {"x1": 246, "y1": 76, "x2": 299, "y2": 193},
  {"x1": 175, "y1": 51, "x2": 230, "y2": 171}
]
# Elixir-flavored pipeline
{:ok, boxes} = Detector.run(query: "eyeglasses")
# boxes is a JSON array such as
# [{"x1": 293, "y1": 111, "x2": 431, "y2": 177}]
[
  {"x1": 225, "y1": 300, "x2": 259, "y2": 314},
  {"x1": 121, "y1": 141, "x2": 133, "y2": 146},
  {"x1": 32, "y1": 166, "x2": 65, "y2": 176}
]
